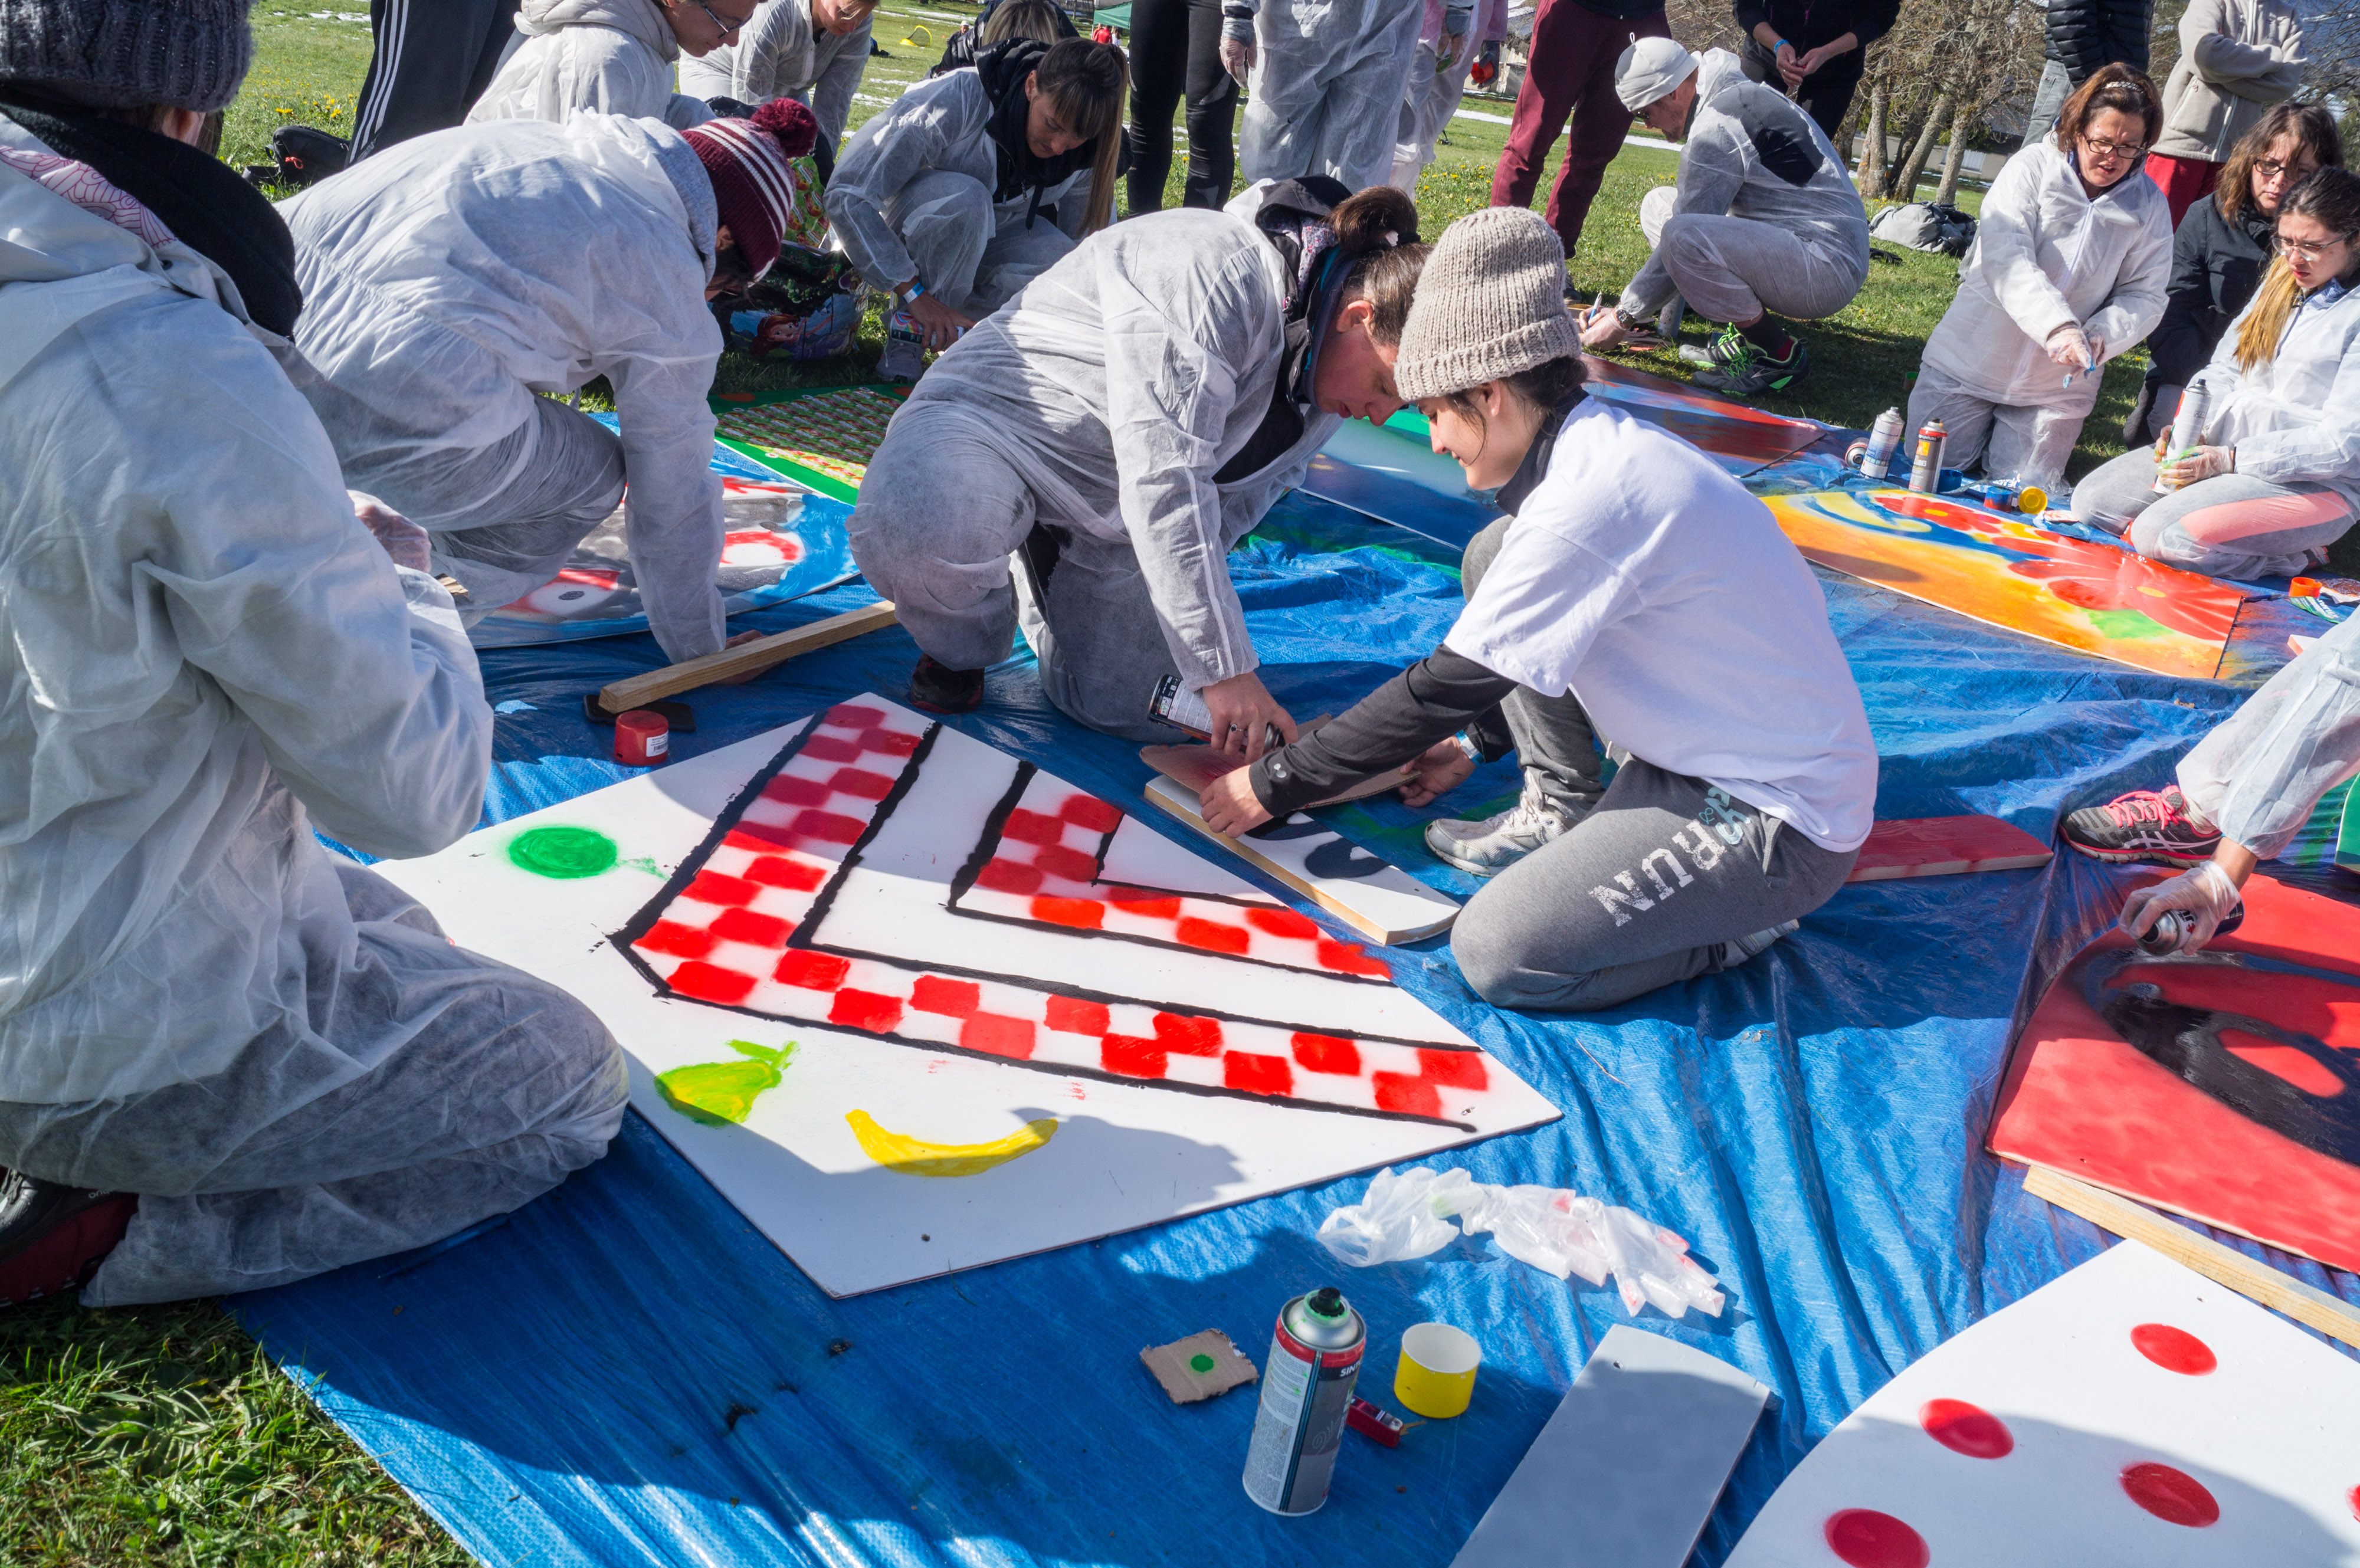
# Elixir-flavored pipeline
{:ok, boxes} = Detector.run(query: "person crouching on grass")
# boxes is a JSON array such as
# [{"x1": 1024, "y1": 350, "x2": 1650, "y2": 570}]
[{"x1": 1196, "y1": 206, "x2": 1879, "y2": 1011}]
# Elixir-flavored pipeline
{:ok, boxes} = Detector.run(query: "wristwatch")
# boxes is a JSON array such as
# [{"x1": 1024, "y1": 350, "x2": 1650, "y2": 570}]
[{"x1": 1613, "y1": 306, "x2": 1646, "y2": 331}]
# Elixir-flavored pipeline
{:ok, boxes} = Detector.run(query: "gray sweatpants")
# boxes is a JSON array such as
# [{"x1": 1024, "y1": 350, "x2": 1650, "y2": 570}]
[
  {"x1": 889, "y1": 169, "x2": 1078, "y2": 314},
  {"x1": 2176, "y1": 608, "x2": 2360, "y2": 858},
  {"x1": 2073, "y1": 445, "x2": 2358, "y2": 580},
  {"x1": 1637, "y1": 185, "x2": 1864, "y2": 325},
  {"x1": 0, "y1": 860, "x2": 628, "y2": 1306},
  {"x1": 1448, "y1": 517, "x2": 1858, "y2": 1011},
  {"x1": 848, "y1": 400, "x2": 1182, "y2": 740},
  {"x1": 1903, "y1": 359, "x2": 2094, "y2": 495}
]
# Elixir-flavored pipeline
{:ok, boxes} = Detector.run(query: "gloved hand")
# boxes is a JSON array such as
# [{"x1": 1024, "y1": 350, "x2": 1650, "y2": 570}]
[
  {"x1": 2119, "y1": 860, "x2": 2243, "y2": 954},
  {"x1": 2046, "y1": 323, "x2": 2093, "y2": 371},
  {"x1": 1437, "y1": 24, "x2": 1467, "y2": 70},
  {"x1": 2159, "y1": 444, "x2": 2234, "y2": 486},
  {"x1": 349, "y1": 490, "x2": 431, "y2": 573},
  {"x1": 1219, "y1": 32, "x2": 1256, "y2": 86}
]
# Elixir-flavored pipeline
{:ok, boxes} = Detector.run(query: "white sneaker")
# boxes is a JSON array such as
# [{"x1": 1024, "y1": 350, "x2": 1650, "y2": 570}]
[
  {"x1": 876, "y1": 308, "x2": 925, "y2": 382},
  {"x1": 1720, "y1": 919, "x2": 1800, "y2": 967},
  {"x1": 1423, "y1": 772, "x2": 1576, "y2": 878}
]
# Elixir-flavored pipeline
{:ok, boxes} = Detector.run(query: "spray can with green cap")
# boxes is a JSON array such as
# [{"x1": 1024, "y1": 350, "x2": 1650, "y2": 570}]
[{"x1": 1243, "y1": 1286, "x2": 1366, "y2": 1514}]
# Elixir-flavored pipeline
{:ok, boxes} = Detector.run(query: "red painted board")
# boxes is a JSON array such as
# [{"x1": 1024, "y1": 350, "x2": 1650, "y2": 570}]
[
  {"x1": 1988, "y1": 873, "x2": 2360, "y2": 1272},
  {"x1": 1846, "y1": 815, "x2": 2054, "y2": 882}
]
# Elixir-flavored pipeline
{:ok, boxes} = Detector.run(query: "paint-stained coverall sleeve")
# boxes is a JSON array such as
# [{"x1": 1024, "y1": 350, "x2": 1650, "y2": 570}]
[
  {"x1": 1618, "y1": 103, "x2": 1752, "y2": 319},
  {"x1": 824, "y1": 75, "x2": 977, "y2": 290},
  {"x1": 2178, "y1": 609, "x2": 2360, "y2": 859}
]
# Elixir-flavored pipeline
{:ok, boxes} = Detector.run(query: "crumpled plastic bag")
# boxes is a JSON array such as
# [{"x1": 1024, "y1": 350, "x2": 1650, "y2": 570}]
[{"x1": 1315, "y1": 1166, "x2": 1726, "y2": 1319}]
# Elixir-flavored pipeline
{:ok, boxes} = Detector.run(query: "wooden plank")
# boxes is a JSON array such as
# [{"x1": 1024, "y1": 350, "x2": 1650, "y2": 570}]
[
  {"x1": 1138, "y1": 721, "x2": 1412, "y2": 809},
  {"x1": 592, "y1": 601, "x2": 897, "y2": 715},
  {"x1": 1845, "y1": 814, "x2": 2054, "y2": 883},
  {"x1": 1142, "y1": 775, "x2": 1458, "y2": 946},
  {"x1": 2021, "y1": 1163, "x2": 2360, "y2": 1350}
]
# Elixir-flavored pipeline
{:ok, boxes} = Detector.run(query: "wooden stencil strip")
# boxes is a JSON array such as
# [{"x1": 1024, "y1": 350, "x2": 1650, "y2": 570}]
[{"x1": 594, "y1": 601, "x2": 898, "y2": 714}]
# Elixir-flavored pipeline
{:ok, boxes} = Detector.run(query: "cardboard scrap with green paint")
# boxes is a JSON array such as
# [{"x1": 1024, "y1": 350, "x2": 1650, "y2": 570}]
[{"x1": 1140, "y1": 1330, "x2": 1259, "y2": 1405}]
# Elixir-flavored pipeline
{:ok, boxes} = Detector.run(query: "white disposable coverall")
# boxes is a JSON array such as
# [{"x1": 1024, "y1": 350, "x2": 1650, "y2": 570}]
[
  {"x1": 848, "y1": 202, "x2": 1342, "y2": 736},
  {"x1": 1907, "y1": 139, "x2": 2171, "y2": 490},
  {"x1": 468, "y1": 0, "x2": 716, "y2": 130},
  {"x1": 283, "y1": 114, "x2": 731, "y2": 664},
  {"x1": 1234, "y1": 0, "x2": 1428, "y2": 195},
  {"x1": 676, "y1": 0, "x2": 872, "y2": 149},
  {"x1": 2177, "y1": 608, "x2": 2360, "y2": 859},
  {"x1": 822, "y1": 67, "x2": 1086, "y2": 310},
  {"x1": 0, "y1": 117, "x2": 626, "y2": 1305}
]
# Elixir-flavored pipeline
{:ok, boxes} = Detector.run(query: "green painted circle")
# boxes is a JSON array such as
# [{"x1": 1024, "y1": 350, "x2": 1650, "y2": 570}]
[
  {"x1": 508, "y1": 826, "x2": 619, "y2": 880},
  {"x1": 1188, "y1": 1353, "x2": 1215, "y2": 1375}
]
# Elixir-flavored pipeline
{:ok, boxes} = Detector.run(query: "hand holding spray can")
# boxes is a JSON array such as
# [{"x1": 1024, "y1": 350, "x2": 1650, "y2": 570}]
[
  {"x1": 1907, "y1": 418, "x2": 1948, "y2": 493},
  {"x1": 2153, "y1": 382, "x2": 2211, "y2": 493},
  {"x1": 1243, "y1": 1287, "x2": 1365, "y2": 1515}
]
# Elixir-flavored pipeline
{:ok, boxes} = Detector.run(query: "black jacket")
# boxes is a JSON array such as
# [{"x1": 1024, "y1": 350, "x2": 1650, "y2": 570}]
[
  {"x1": 2146, "y1": 193, "x2": 2276, "y2": 385},
  {"x1": 1730, "y1": 0, "x2": 1900, "y2": 53},
  {"x1": 2043, "y1": 0, "x2": 2152, "y2": 78}
]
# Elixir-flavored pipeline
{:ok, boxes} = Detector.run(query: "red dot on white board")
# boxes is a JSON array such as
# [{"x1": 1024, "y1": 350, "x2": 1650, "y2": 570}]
[
  {"x1": 2122, "y1": 1462, "x2": 2220, "y2": 1527},
  {"x1": 1919, "y1": 1398, "x2": 2014, "y2": 1459},
  {"x1": 2348, "y1": 1484, "x2": 2360, "y2": 1523},
  {"x1": 1823, "y1": 1509, "x2": 1929, "y2": 1568},
  {"x1": 2130, "y1": 1323, "x2": 2217, "y2": 1375}
]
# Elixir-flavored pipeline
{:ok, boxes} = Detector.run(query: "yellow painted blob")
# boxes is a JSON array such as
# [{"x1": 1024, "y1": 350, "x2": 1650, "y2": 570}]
[{"x1": 845, "y1": 1110, "x2": 1057, "y2": 1177}]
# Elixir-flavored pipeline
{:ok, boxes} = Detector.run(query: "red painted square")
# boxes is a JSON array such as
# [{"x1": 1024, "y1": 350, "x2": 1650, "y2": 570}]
[
  {"x1": 1045, "y1": 996, "x2": 1111, "y2": 1035},
  {"x1": 1033, "y1": 845, "x2": 1100, "y2": 884},
  {"x1": 830, "y1": 988, "x2": 905, "y2": 1033},
  {"x1": 762, "y1": 773, "x2": 832, "y2": 806},
  {"x1": 1060, "y1": 794, "x2": 1122, "y2": 834},
  {"x1": 1318, "y1": 940, "x2": 1390, "y2": 978},
  {"x1": 1001, "y1": 808, "x2": 1067, "y2": 846},
  {"x1": 1029, "y1": 896, "x2": 1104, "y2": 930},
  {"x1": 961, "y1": 1012, "x2": 1035, "y2": 1060},
  {"x1": 829, "y1": 767, "x2": 895, "y2": 801},
  {"x1": 667, "y1": 960, "x2": 757, "y2": 1006},
  {"x1": 824, "y1": 703, "x2": 887, "y2": 728},
  {"x1": 910, "y1": 976, "x2": 982, "y2": 1018},
  {"x1": 1247, "y1": 907, "x2": 1322, "y2": 941},
  {"x1": 709, "y1": 907, "x2": 793, "y2": 948},
  {"x1": 1224, "y1": 1052, "x2": 1293, "y2": 1098},
  {"x1": 800, "y1": 734, "x2": 862, "y2": 763},
  {"x1": 1418, "y1": 1049, "x2": 1488, "y2": 1090},
  {"x1": 790, "y1": 808, "x2": 866, "y2": 844},
  {"x1": 975, "y1": 858, "x2": 1044, "y2": 895},
  {"x1": 1176, "y1": 917, "x2": 1250, "y2": 956},
  {"x1": 1104, "y1": 887, "x2": 1181, "y2": 919},
  {"x1": 636, "y1": 920, "x2": 716, "y2": 960},
  {"x1": 1292, "y1": 1032, "x2": 1362, "y2": 1076},
  {"x1": 684, "y1": 870, "x2": 760, "y2": 907},
  {"x1": 860, "y1": 727, "x2": 922, "y2": 757},
  {"x1": 1153, "y1": 1013, "x2": 1224, "y2": 1055},
  {"x1": 1372, "y1": 1072, "x2": 1441, "y2": 1118},
  {"x1": 774, "y1": 949, "x2": 852, "y2": 990},
  {"x1": 725, "y1": 823, "x2": 798, "y2": 852},
  {"x1": 745, "y1": 855, "x2": 827, "y2": 892},
  {"x1": 1100, "y1": 1035, "x2": 1168, "y2": 1078}
]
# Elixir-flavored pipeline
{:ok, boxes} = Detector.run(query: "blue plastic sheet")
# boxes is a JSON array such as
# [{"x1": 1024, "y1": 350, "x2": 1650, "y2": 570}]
[{"x1": 233, "y1": 486, "x2": 2360, "y2": 1568}]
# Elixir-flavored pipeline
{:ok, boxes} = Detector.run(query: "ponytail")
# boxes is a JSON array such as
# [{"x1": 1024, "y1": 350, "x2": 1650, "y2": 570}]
[{"x1": 1331, "y1": 185, "x2": 1426, "y2": 347}]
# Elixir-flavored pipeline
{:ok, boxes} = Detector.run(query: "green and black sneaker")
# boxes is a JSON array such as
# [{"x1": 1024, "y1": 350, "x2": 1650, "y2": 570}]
[
  {"x1": 1692, "y1": 336, "x2": 1809, "y2": 396},
  {"x1": 1678, "y1": 323, "x2": 1747, "y2": 369}
]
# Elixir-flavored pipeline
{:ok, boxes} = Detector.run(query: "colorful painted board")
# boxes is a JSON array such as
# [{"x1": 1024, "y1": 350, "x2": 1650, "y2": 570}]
[
  {"x1": 367, "y1": 699, "x2": 1556, "y2": 1296},
  {"x1": 1845, "y1": 816, "x2": 2054, "y2": 883},
  {"x1": 1575, "y1": 355, "x2": 1827, "y2": 473},
  {"x1": 1988, "y1": 872, "x2": 2360, "y2": 1274},
  {"x1": 712, "y1": 386, "x2": 907, "y2": 503},
  {"x1": 1723, "y1": 1240, "x2": 2360, "y2": 1567},
  {"x1": 2340, "y1": 783, "x2": 2359, "y2": 877},
  {"x1": 1766, "y1": 489, "x2": 2252, "y2": 680}
]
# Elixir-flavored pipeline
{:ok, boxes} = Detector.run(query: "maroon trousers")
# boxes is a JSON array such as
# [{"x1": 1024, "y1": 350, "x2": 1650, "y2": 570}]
[{"x1": 1489, "y1": 0, "x2": 1669, "y2": 258}]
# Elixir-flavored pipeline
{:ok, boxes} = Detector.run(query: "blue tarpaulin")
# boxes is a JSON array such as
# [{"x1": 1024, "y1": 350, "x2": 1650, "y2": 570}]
[{"x1": 232, "y1": 466, "x2": 2360, "y2": 1567}]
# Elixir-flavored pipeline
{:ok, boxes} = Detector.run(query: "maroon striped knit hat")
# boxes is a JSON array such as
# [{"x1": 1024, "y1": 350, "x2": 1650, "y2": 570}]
[{"x1": 680, "y1": 98, "x2": 818, "y2": 278}]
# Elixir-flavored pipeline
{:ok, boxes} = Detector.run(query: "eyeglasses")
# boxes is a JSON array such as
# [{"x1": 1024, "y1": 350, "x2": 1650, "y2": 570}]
[
  {"x1": 2273, "y1": 231, "x2": 2355, "y2": 262},
  {"x1": 2080, "y1": 135, "x2": 2147, "y2": 163},
  {"x1": 2254, "y1": 159, "x2": 2318, "y2": 182},
  {"x1": 696, "y1": 2, "x2": 745, "y2": 34}
]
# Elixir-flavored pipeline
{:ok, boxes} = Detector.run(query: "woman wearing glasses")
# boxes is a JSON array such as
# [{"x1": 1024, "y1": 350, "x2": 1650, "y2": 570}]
[
  {"x1": 1903, "y1": 63, "x2": 2171, "y2": 494},
  {"x1": 468, "y1": 0, "x2": 758, "y2": 130},
  {"x1": 2074, "y1": 168, "x2": 2360, "y2": 579},
  {"x1": 2126, "y1": 103, "x2": 2343, "y2": 447}
]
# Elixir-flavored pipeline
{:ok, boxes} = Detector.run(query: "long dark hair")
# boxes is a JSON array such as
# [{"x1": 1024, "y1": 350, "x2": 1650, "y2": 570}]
[
  {"x1": 1032, "y1": 38, "x2": 1126, "y2": 234},
  {"x1": 2218, "y1": 102, "x2": 2344, "y2": 224}
]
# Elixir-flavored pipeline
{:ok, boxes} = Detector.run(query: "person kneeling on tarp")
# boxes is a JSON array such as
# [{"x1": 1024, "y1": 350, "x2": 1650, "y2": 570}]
[
  {"x1": 283, "y1": 101, "x2": 820, "y2": 667},
  {"x1": 1199, "y1": 208, "x2": 1879, "y2": 1011},
  {"x1": 0, "y1": 0, "x2": 627, "y2": 1307},
  {"x1": 850, "y1": 181, "x2": 1425, "y2": 752},
  {"x1": 2073, "y1": 168, "x2": 2360, "y2": 580},
  {"x1": 2060, "y1": 609, "x2": 2360, "y2": 953},
  {"x1": 1575, "y1": 37, "x2": 1868, "y2": 398}
]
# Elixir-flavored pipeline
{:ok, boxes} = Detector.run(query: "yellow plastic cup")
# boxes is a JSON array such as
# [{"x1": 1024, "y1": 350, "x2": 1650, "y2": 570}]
[{"x1": 1393, "y1": 1323, "x2": 1481, "y2": 1419}]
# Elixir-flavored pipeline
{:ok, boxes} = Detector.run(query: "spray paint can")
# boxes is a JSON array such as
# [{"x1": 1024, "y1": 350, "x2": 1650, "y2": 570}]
[
  {"x1": 1149, "y1": 673, "x2": 1282, "y2": 752},
  {"x1": 2153, "y1": 382, "x2": 2212, "y2": 493},
  {"x1": 1859, "y1": 407, "x2": 1906, "y2": 480},
  {"x1": 1242, "y1": 1287, "x2": 1366, "y2": 1515},
  {"x1": 1908, "y1": 419, "x2": 1948, "y2": 493},
  {"x1": 2134, "y1": 903, "x2": 2244, "y2": 954},
  {"x1": 1964, "y1": 478, "x2": 2050, "y2": 515}
]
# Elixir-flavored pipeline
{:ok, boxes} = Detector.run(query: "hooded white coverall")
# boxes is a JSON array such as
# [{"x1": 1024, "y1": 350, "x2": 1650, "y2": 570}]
[
  {"x1": 0, "y1": 117, "x2": 627, "y2": 1306},
  {"x1": 823, "y1": 67, "x2": 1086, "y2": 311},
  {"x1": 283, "y1": 115, "x2": 731, "y2": 665},
  {"x1": 676, "y1": 0, "x2": 873, "y2": 149},
  {"x1": 468, "y1": 0, "x2": 716, "y2": 130},
  {"x1": 1906, "y1": 138, "x2": 2171, "y2": 492},
  {"x1": 848, "y1": 200, "x2": 1342, "y2": 737},
  {"x1": 1234, "y1": 0, "x2": 1429, "y2": 195}
]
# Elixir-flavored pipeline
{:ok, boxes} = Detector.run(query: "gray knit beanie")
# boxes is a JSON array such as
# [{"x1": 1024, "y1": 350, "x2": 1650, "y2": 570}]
[
  {"x1": 1392, "y1": 206, "x2": 1581, "y2": 404},
  {"x1": 0, "y1": 0, "x2": 254, "y2": 113}
]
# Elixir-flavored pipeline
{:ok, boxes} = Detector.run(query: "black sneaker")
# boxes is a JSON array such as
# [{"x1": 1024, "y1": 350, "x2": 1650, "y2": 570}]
[
  {"x1": 2060, "y1": 785, "x2": 2222, "y2": 866},
  {"x1": 0, "y1": 1169, "x2": 137, "y2": 1308},
  {"x1": 907, "y1": 654, "x2": 984, "y2": 714},
  {"x1": 1692, "y1": 337, "x2": 1809, "y2": 396}
]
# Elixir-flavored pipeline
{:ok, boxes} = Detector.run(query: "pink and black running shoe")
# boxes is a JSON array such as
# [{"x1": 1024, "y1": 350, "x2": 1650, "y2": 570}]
[{"x1": 2060, "y1": 785, "x2": 2223, "y2": 866}]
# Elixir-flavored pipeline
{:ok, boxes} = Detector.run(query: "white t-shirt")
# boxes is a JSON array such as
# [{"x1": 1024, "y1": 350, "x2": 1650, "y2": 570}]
[{"x1": 1443, "y1": 399, "x2": 1877, "y2": 853}]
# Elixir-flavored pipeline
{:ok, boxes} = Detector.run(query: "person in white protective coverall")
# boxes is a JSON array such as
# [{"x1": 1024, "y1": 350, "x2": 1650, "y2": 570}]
[
  {"x1": 827, "y1": 37, "x2": 1126, "y2": 379},
  {"x1": 1906, "y1": 62, "x2": 2172, "y2": 494},
  {"x1": 1225, "y1": 0, "x2": 1438, "y2": 195},
  {"x1": 467, "y1": 0, "x2": 755, "y2": 130},
  {"x1": 0, "y1": 0, "x2": 627, "y2": 1308},
  {"x1": 283, "y1": 103, "x2": 820, "y2": 665},
  {"x1": 676, "y1": 0, "x2": 875, "y2": 155},
  {"x1": 1575, "y1": 38, "x2": 1869, "y2": 397},
  {"x1": 1387, "y1": 0, "x2": 1507, "y2": 193},
  {"x1": 848, "y1": 181, "x2": 1428, "y2": 749}
]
